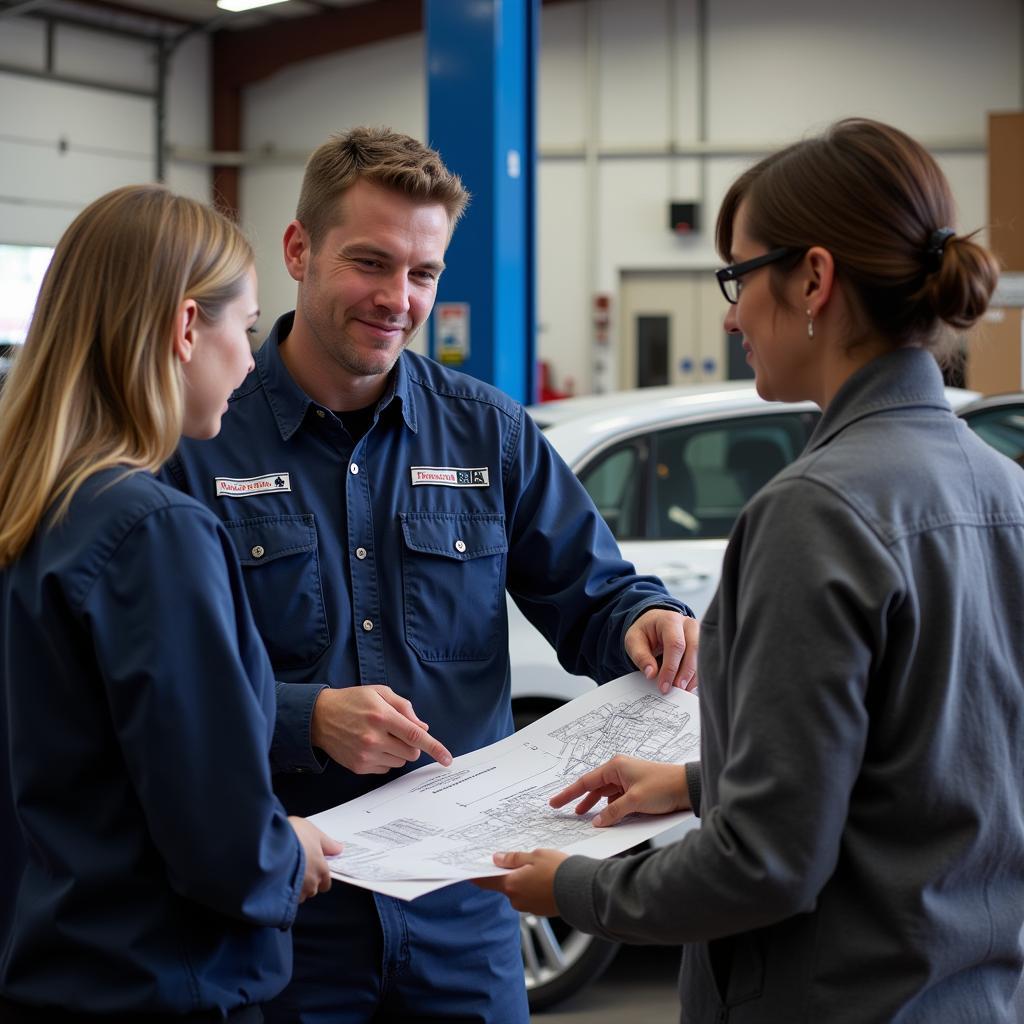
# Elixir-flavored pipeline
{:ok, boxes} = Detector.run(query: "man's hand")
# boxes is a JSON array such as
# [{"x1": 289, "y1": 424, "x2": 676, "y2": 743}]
[
  {"x1": 549, "y1": 754, "x2": 691, "y2": 826},
  {"x1": 473, "y1": 849, "x2": 568, "y2": 916},
  {"x1": 625, "y1": 609, "x2": 699, "y2": 693},
  {"x1": 310, "y1": 685, "x2": 453, "y2": 774},
  {"x1": 288, "y1": 816, "x2": 343, "y2": 902}
]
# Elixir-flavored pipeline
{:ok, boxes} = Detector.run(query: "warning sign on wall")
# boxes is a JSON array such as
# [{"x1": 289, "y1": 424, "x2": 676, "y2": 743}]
[{"x1": 435, "y1": 302, "x2": 470, "y2": 366}]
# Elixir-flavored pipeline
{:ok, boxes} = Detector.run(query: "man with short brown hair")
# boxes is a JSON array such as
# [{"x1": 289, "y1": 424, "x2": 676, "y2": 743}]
[{"x1": 296, "y1": 126, "x2": 469, "y2": 248}]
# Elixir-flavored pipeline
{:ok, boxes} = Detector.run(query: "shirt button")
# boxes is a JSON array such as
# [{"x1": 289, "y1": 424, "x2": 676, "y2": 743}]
[
  {"x1": 454, "y1": 539, "x2": 466, "y2": 553},
  {"x1": 251, "y1": 545, "x2": 265, "y2": 559},
  {"x1": 350, "y1": 463, "x2": 360, "y2": 475},
  {"x1": 315, "y1": 409, "x2": 325, "y2": 419},
  {"x1": 362, "y1": 619, "x2": 374, "y2": 632},
  {"x1": 355, "y1": 546, "x2": 367, "y2": 560}
]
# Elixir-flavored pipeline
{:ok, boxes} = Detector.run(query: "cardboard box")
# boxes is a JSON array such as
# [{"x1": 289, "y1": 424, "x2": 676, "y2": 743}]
[
  {"x1": 989, "y1": 112, "x2": 1024, "y2": 272},
  {"x1": 968, "y1": 307, "x2": 1023, "y2": 394}
]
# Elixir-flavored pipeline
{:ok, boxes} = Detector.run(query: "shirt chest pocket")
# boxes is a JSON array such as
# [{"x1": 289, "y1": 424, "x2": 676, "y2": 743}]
[
  {"x1": 225, "y1": 514, "x2": 330, "y2": 670},
  {"x1": 400, "y1": 511, "x2": 508, "y2": 662}
]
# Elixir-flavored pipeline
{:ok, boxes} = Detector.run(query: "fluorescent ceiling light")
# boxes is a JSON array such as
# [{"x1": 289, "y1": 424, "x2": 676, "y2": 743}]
[{"x1": 217, "y1": 0, "x2": 291, "y2": 11}]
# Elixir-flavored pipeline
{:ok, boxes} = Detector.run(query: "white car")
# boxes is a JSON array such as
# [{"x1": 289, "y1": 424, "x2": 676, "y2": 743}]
[{"x1": 509, "y1": 381, "x2": 1024, "y2": 1010}]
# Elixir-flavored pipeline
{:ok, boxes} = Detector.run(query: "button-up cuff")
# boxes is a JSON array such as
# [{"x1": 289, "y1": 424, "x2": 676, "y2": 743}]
[{"x1": 271, "y1": 682, "x2": 329, "y2": 774}]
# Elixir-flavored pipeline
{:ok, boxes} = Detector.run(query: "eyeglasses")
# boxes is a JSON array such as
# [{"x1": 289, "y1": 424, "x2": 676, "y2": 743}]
[{"x1": 716, "y1": 247, "x2": 803, "y2": 304}]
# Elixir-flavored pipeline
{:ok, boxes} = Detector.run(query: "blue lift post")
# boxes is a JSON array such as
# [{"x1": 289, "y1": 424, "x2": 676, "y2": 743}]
[{"x1": 425, "y1": 0, "x2": 538, "y2": 405}]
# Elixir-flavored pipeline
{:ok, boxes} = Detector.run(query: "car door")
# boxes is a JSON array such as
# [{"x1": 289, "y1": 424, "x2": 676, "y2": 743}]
[
  {"x1": 505, "y1": 434, "x2": 653, "y2": 706},
  {"x1": 576, "y1": 408, "x2": 820, "y2": 618}
]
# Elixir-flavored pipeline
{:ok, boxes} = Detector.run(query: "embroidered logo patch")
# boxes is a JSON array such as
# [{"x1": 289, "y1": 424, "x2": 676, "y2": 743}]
[
  {"x1": 410, "y1": 466, "x2": 490, "y2": 488},
  {"x1": 215, "y1": 473, "x2": 292, "y2": 498}
]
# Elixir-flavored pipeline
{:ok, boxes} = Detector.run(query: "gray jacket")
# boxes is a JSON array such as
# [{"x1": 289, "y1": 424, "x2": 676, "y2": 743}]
[{"x1": 556, "y1": 349, "x2": 1024, "y2": 1023}]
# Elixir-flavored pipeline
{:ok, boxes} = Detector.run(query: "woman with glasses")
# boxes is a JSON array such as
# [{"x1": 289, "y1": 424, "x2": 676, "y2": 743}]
[
  {"x1": 478, "y1": 119, "x2": 1024, "y2": 1023},
  {"x1": 0, "y1": 185, "x2": 342, "y2": 1022}
]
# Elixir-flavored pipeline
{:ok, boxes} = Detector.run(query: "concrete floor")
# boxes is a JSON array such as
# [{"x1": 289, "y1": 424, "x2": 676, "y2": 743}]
[
  {"x1": 531, "y1": 944, "x2": 680, "y2": 1023},
  {"x1": 532, "y1": 942, "x2": 1024, "y2": 1024},
  {"x1": 531, "y1": 946, "x2": 1024, "y2": 1023}
]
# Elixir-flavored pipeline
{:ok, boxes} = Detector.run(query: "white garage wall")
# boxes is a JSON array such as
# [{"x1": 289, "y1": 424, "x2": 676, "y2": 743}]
[
  {"x1": 539, "y1": 0, "x2": 1020, "y2": 391},
  {"x1": 1, "y1": 0, "x2": 1019, "y2": 392},
  {"x1": 0, "y1": 18, "x2": 210, "y2": 247},
  {"x1": 236, "y1": 0, "x2": 1020, "y2": 393}
]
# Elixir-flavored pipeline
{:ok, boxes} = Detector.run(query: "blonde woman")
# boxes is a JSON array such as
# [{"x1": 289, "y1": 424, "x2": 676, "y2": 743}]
[{"x1": 0, "y1": 185, "x2": 340, "y2": 1022}]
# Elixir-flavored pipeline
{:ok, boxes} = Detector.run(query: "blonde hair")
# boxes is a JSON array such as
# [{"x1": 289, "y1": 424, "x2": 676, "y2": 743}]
[
  {"x1": 0, "y1": 184, "x2": 253, "y2": 565},
  {"x1": 296, "y1": 126, "x2": 470, "y2": 248}
]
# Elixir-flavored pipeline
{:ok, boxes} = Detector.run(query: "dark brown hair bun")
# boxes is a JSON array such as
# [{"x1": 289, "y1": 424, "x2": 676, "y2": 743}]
[{"x1": 922, "y1": 234, "x2": 1000, "y2": 331}]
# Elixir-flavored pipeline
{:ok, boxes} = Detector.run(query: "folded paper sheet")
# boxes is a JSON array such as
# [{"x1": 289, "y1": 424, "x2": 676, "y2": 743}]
[{"x1": 309, "y1": 672, "x2": 701, "y2": 901}]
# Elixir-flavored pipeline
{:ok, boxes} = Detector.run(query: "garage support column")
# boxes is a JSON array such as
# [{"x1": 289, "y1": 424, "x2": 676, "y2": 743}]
[{"x1": 425, "y1": 0, "x2": 538, "y2": 405}]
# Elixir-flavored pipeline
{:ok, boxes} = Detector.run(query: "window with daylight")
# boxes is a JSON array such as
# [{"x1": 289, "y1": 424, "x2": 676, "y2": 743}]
[{"x1": 0, "y1": 244, "x2": 54, "y2": 347}]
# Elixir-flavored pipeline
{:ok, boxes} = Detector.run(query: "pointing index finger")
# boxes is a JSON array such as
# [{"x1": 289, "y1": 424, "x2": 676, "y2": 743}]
[
  {"x1": 398, "y1": 718, "x2": 453, "y2": 767},
  {"x1": 549, "y1": 763, "x2": 610, "y2": 808},
  {"x1": 548, "y1": 777, "x2": 589, "y2": 808}
]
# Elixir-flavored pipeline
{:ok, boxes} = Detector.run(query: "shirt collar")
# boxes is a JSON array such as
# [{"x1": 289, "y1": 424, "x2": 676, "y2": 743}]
[
  {"x1": 807, "y1": 347, "x2": 952, "y2": 453},
  {"x1": 378, "y1": 350, "x2": 419, "y2": 434},
  {"x1": 255, "y1": 311, "x2": 418, "y2": 441}
]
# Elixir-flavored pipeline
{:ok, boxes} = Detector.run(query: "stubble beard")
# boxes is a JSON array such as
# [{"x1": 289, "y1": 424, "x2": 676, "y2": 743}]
[
  {"x1": 305, "y1": 296, "x2": 420, "y2": 383},
  {"x1": 331, "y1": 319, "x2": 421, "y2": 380}
]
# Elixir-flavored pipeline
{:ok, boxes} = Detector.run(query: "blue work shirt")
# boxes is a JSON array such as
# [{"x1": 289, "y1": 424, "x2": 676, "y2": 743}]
[
  {"x1": 163, "y1": 312, "x2": 690, "y2": 818},
  {"x1": 0, "y1": 470, "x2": 302, "y2": 1014}
]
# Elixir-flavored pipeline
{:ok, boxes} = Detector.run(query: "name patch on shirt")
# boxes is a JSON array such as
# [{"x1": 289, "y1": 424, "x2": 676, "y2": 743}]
[
  {"x1": 215, "y1": 473, "x2": 292, "y2": 498},
  {"x1": 410, "y1": 466, "x2": 490, "y2": 488}
]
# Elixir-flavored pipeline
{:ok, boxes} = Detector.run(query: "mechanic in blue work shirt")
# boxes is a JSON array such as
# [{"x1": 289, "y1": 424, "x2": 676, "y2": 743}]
[{"x1": 162, "y1": 126, "x2": 698, "y2": 1024}]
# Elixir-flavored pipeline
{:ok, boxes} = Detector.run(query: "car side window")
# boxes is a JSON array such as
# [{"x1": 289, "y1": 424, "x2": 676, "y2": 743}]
[
  {"x1": 961, "y1": 404, "x2": 1024, "y2": 467},
  {"x1": 577, "y1": 438, "x2": 647, "y2": 541},
  {"x1": 650, "y1": 412, "x2": 818, "y2": 540}
]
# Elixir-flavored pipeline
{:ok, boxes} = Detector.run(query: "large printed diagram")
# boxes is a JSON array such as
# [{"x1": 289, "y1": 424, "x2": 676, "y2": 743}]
[{"x1": 309, "y1": 673, "x2": 700, "y2": 900}]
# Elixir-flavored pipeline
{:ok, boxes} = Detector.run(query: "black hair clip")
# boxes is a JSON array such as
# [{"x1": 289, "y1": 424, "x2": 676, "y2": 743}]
[{"x1": 925, "y1": 228, "x2": 956, "y2": 272}]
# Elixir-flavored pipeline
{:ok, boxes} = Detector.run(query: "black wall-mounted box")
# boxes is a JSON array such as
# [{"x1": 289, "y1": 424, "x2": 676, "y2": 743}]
[{"x1": 669, "y1": 202, "x2": 699, "y2": 233}]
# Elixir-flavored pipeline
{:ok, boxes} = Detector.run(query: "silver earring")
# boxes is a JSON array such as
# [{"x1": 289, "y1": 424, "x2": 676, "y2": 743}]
[{"x1": 806, "y1": 309, "x2": 814, "y2": 339}]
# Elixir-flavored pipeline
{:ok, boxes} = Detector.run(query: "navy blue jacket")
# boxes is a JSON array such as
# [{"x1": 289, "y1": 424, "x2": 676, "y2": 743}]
[{"x1": 0, "y1": 470, "x2": 303, "y2": 1014}]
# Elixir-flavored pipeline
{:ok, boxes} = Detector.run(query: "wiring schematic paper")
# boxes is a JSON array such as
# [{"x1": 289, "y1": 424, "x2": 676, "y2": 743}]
[{"x1": 308, "y1": 673, "x2": 701, "y2": 901}]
